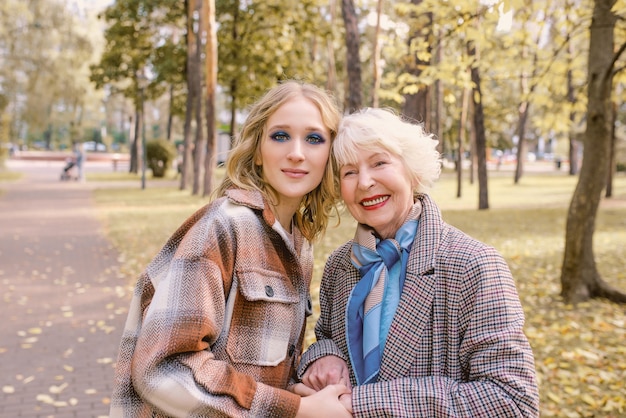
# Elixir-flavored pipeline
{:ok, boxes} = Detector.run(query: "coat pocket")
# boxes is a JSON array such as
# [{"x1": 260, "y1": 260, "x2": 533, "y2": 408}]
[{"x1": 226, "y1": 268, "x2": 299, "y2": 366}]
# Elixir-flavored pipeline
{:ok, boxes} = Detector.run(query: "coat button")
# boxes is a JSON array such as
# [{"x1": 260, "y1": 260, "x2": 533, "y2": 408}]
[
  {"x1": 265, "y1": 285, "x2": 274, "y2": 297},
  {"x1": 288, "y1": 344, "x2": 296, "y2": 357}
]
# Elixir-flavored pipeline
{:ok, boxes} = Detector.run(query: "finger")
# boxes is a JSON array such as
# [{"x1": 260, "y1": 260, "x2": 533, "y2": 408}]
[
  {"x1": 291, "y1": 383, "x2": 317, "y2": 396},
  {"x1": 342, "y1": 370, "x2": 352, "y2": 389},
  {"x1": 327, "y1": 383, "x2": 351, "y2": 397},
  {"x1": 301, "y1": 371, "x2": 320, "y2": 391},
  {"x1": 339, "y1": 393, "x2": 353, "y2": 413},
  {"x1": 306, "y1": 373, "x2": 325, "y2": 391}
]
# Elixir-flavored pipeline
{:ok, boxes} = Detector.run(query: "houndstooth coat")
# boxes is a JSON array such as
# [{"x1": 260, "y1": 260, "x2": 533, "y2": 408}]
[{"x1": 299, "y1": 194, "x2": 540, "y2": 417}]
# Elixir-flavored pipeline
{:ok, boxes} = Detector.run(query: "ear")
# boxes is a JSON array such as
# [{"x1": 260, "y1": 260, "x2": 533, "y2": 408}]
[{"x1": 411, "y1": 174, "x2": 421, "y2": 191}]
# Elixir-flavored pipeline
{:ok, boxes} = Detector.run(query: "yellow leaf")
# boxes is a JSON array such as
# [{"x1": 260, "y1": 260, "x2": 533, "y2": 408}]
[
  {"x1": 49, "y1": 382, "x2": 68, "y2": 394},
  {"x1": 581, "y1": 394, "x2": 597, "y2": 407},
  {"x1": 36, "y1": 394, "x2": 54, "y2": 404},
  {"x1": 547, "y1": 392, "x2": 561, "y2": 403}
]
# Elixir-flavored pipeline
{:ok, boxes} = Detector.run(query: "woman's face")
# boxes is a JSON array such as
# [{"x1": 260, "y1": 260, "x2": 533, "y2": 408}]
[
  {"x1": 339, "y1": 147, "x2": 414, "y2": 239},
  {"x1": 257, "y1": 96, "x2": 331, "y2": 208}
]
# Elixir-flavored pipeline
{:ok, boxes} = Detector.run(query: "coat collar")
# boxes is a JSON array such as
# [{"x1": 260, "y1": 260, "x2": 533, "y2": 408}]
[
  {"x1": 225, "y1": 188, "x2": 276, "y2": 227},
  {"x1": 407, "y1": 193, "x2": 443, "y2": 276},
  {"x1": 378, "y1": 193, "x2": 443, "y2": 379},
  {"x1": 225, "y1": 188, "x2": 306, "y2": 258}
]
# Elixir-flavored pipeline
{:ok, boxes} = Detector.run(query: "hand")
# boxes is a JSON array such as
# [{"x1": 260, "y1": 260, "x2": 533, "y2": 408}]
[
  {"x1": 340, "y1": 393, "x2": 353, "y2": 413},
  {"x1": 296, "y1": 384, "x2": 352, "y2": 418},
  {"x1": 301, "y1": 355, "x2": 352, "y2": 391},
  {"x1": 289, "y1": 383, "x2": 317, "y2": 396}
]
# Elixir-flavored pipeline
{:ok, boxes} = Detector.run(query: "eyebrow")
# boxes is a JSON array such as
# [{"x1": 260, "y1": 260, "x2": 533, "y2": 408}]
[{"x1": 267, "y1": 124, "x2": 326, "y2": 132}]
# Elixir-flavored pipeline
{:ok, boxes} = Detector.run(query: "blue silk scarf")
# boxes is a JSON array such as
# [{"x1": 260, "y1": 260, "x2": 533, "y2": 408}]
[{"x1": 346, "y1": 203, "x2": 421, "y2": 385}]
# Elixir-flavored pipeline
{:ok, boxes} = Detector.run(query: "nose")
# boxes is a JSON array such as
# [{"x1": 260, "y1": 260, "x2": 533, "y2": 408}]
[
  {"x1": 287, "y1": 138, "x2": 305, "y2": 162},
  {"x1": 358, "y1": 169, "x2": 374, "y2": 190}
]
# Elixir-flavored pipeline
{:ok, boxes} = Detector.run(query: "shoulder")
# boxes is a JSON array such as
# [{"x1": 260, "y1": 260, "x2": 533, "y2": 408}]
[
  {"x1": 224, "y1": 188, "x2": 265, "y2": 211},
  {"x1": 171, "y1": 195, "x2": 263, "y2": 251},
  {"x1": 191, "y1": 191, "x2": 264, "y2": 227},
  {"x1": 440, "y1": 224, "x2": 504, "y2": 268},
  {"x1": 328, "y1": 240, "x2": 353, "y2": 264}
]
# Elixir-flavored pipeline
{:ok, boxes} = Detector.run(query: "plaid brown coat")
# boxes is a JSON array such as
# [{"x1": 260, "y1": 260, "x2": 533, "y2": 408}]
[
  {"x1": 110, "y1": 189, "x2": 312, "y2": 417},
  {"x1": 299, "y1": 194, "x2": 540, "y2": 417}
]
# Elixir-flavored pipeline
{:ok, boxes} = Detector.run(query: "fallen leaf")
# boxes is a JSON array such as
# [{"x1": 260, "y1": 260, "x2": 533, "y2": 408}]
[{"x1": 49, "y1": 382, "x2": 68, "y2": 394}]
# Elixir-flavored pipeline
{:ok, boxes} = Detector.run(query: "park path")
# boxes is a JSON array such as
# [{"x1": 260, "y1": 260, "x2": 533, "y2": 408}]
[{"x1": 0, "y1": 160, "x2": 130, "y2": 418}]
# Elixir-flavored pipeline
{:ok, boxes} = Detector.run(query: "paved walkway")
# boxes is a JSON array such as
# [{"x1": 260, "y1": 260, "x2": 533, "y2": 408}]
[{"x1": 0, "y1": 160, "x2": 135, "y2": 418}]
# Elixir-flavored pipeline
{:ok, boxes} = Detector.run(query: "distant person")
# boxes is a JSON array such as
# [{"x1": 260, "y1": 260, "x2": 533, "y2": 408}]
[
  {"x1": 294, "y1": 107, "x2": 540, "y2": 417},
  {"x1": 109, "y1": 81, "x2": 351, "y2": 417},
  {"x1": 73, "y1": 142, "x2": 84, "y2": 181}
]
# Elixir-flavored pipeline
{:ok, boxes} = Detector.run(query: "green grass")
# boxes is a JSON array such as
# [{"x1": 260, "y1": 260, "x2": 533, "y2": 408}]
[
  {"x1": 0, "y1": 169, "x2": 23, "y2": 182},
  {"x1": 0, "y1": 169, "x2": 23, "y2": 198},
  {"x1": 87, "y1": 168, "x2": 180, "y2": 182},
  {"x1": 93, "y1": 171, "x2": 626, "y2": 417}
]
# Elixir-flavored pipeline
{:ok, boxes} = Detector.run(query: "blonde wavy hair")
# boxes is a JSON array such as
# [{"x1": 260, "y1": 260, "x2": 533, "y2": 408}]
[{"x1": 214, "y1": 80, "x2": 341, "y2": 242}]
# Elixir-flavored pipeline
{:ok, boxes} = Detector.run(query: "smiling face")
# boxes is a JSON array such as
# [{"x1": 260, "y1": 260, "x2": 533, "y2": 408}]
[
  {"x1": 339, "y1": 147, "x2": 414, "y2": 239},
  {"x1": 257, "y1": 95, "x2": 332, "y2": 214}
]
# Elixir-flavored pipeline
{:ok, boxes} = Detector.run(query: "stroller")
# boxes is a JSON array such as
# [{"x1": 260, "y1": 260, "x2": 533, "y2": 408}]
[{"x1": 60, "y1": 157, "x2": 77, "y2": 181}]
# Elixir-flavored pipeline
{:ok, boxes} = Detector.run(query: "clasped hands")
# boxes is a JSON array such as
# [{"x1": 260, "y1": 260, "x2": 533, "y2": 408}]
[{"x1": 291, "y1": 355, "x2": 353, "y2": 417}]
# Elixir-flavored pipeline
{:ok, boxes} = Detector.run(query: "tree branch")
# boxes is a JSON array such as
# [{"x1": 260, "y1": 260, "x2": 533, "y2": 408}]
[{"x1": 610, "y1": 41, "x2": 626, "y2": 77}]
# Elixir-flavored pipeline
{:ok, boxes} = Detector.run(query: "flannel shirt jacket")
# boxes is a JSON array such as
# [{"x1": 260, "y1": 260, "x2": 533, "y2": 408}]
[{"x1": 110, "y1": 189, "x2": 312, "y2": 417}]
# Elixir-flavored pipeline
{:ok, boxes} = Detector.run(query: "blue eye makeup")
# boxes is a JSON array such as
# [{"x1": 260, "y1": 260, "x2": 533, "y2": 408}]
[
  {"x1": 269, "y1": 130, "x2": 327, "y2": 145},
  {"x1": 269, "y1": 131, "x2": 290, "y2": 142},
  {"x1": 306, "y1": 133, "x2": 326, "y2": 145}
]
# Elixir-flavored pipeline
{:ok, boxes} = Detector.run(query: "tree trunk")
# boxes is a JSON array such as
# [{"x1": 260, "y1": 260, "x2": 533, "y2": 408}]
[
  {"x1": 433, "y1": 29, "x2": 444, "y2": 153},
  {"x1": 456, "y1": 86, "x2": 470, "y2": 199},
  {"x1": 401, "y1": 1, "x2": 431, "y2": 124},
  {"x1": 167, "y1": 84, "x2": 174, "y2": 141},
  {"x1": 203, "y1": 0, "x2": 217, "y2": 197},
  {"x1": 228, "y1": 2, "x2": 239, "y2": 139},
  {"x1": 513, "y1": 26, "x2": 540, "y2": 184},
  {"x1": 180, "y1": 0, "x2": 198, "y2": 191},
  {"x1": 403, "y1": 90, "x2": 429, "y2": 127},
  {"x1": 130, "y1": 106, "x2": 140, "y2": 174},
  {"x1": 568, "y1": 137, "x2": 580, "y2": 175},
  {"x1": 341, "y1": 0, "x2": 362, "y2": 112},
  {"x1": 468, "y1": 98, "x2": 475, "y2": 185},
  {"x1": 191, "y1": 0, "x2": 204, "y2": 196},
  {"x1": 560, "y1": 0, "x2": 626, "y2": 304},
  {"x1": 566, "y1": 51, "x2": 580, "y2": 176},
  {"x1": 469, "y1": 42, "x2": 489, "y2": 210},
  {"x1": 514, "y1": 100, "x2": 529, "y2": 184},
  {"x1": 605, "y1": 101, "x2": 616, "y2": 198},
  {"x1": 370, "y1": 0, "x2": 382, "y2": 108},
  {"x1": 326, "y1": 0, "x2": 338, "y2": 93},
  {"x1": 229, "y1": 85, "x2": 237, "y2": 140}
]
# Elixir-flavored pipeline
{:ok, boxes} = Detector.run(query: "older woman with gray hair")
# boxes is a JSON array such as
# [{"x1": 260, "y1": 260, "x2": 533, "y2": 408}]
[{"x1": 294, "y1": 107, "x2": 539, "y2": 417}]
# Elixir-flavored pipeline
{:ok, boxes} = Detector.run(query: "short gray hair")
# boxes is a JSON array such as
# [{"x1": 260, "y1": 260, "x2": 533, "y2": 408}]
[{"x1": 333, "y1": 107, "x2": 441, "y2": 195}]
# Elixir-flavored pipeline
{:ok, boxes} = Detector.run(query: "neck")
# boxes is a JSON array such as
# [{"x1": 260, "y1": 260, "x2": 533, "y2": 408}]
[{"x1": 270, "y1": 203, "x2": 298, "y2": 234}]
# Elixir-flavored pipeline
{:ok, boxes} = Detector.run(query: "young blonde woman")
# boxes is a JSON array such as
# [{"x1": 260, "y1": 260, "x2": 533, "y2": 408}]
[{"x1": 110, "y1": 81, "x2": 351, "y2": 417}]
